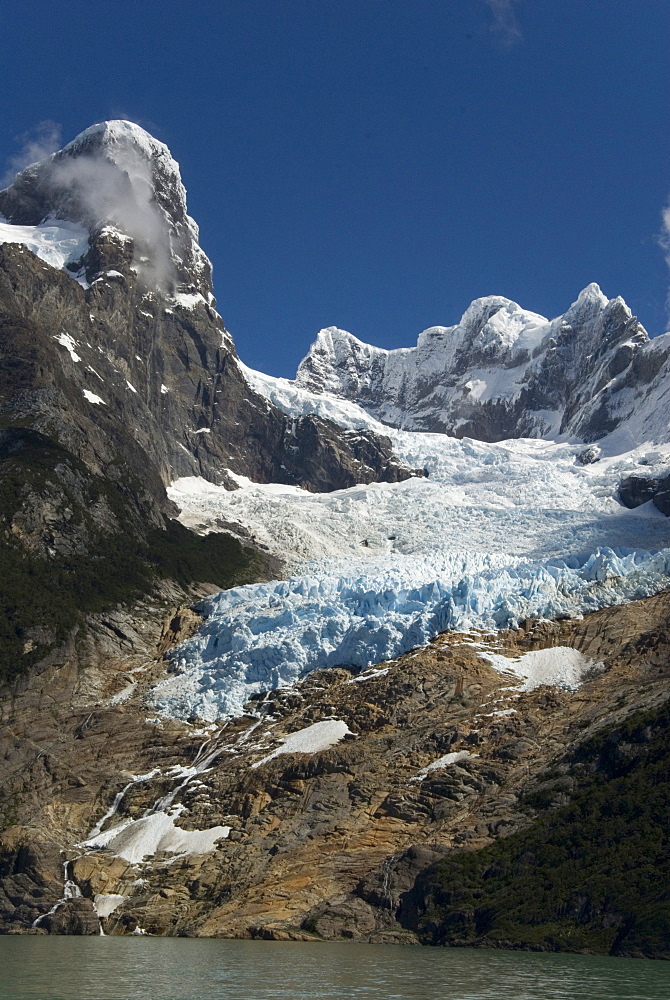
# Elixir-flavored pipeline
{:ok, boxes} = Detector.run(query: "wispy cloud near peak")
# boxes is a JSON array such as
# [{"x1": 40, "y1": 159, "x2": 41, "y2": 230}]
[
  {"x1": 661, "y1": 201, "x2": 670, "y2": 322},
  {"x1": 1, "y1": 121, "x2": 62, "y2": 187}
]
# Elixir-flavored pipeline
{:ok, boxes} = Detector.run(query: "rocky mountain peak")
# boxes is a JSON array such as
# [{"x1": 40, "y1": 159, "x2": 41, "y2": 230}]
[
  {"x1": 0, "y1": 120, "x2": 211, "y2": 295},
  {"x1": 561, "y1": 281, "x2": 609, "y2": 323},
  {"x1": 291, "y1": 284, "x2": 656, "y2": 443},
  {"x1": 0, "y1": 120, "x2": 424, "y2": 510}
]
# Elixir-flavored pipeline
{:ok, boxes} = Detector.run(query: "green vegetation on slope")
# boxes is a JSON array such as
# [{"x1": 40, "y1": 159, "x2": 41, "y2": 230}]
[
  {"x1": 402, "y1": 703, "x2": 670, "y2": 958},
  {"x1": 0, "y1": 428, "x2": 274, "y2": 684}
]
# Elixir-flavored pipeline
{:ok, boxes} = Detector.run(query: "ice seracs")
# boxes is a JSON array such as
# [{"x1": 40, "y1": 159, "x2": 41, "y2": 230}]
[
  {"x1": 162, "y1": 357, "x2": 670, "y2": 721},
  {"x1": 150, "y1": 545, "x2": 670, "y2": 721}
]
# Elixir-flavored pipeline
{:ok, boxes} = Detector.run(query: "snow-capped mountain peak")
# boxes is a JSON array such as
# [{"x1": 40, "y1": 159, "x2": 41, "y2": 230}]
[
  {"x1": 0, "y1": 120, "x2": 211, "y2": 295},
  {"x1": 293, "y1": 284, "x2": 655, "y2": 443},
  {"x1": 561, "y1": 281, "x2": 610, "y2": 323}
]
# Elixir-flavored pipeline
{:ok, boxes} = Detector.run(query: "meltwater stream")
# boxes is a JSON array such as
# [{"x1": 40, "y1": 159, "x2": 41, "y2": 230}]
[{"x1": 1, "y1": 939, "x2": 668, "y2": 1000}]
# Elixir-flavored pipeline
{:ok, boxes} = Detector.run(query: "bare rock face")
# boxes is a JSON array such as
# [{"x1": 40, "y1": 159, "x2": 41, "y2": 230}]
[
  {"x1": 0, "y1": 123, "x2": 420, "y2": 495},
  {"x1": 1, "y1": 588, "x2": 669, "y2": 956},
  {"x1": 301, "y1": 896, "x2": 378, "y2": 940},
  {"x1": 39, "y1": 899, "x2": 100, "y2": 936},
  {"x1": 0, "y1": 835, "x2": 65, "y2": 931}
]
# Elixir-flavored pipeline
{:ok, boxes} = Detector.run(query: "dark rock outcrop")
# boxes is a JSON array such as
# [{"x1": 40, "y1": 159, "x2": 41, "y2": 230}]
[
  {"x1": 618, "y1": 473, "x2": 670, "y2": 515},
  {"x1": 39, "y1": 899, "x2": 100, "y2": 936},
  {"x1": 619, "y1": 476, "x2": 661, "y2": 509}
]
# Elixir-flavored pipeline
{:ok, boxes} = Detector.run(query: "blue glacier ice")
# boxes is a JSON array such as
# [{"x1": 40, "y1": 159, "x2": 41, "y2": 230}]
[{"x1": 150, "y1": 546, "x2": 670, "y2": 720}]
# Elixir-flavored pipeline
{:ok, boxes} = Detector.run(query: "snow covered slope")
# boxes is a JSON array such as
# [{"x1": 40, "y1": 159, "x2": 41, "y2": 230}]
[
  {"x1": 0, "y1": 218, "x2": 88, "y2": 276},
  {"x1": 158, "y1": 421, "x2": 670, "y2": 719},
  {"x1": 293, "y1": 285, "x2": 670, "y2": 446}
]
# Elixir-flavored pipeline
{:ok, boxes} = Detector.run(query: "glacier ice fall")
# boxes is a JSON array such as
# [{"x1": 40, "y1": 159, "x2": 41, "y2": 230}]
[{"x1": 152, "y1": 378, "x2": 670, "y2": 720}]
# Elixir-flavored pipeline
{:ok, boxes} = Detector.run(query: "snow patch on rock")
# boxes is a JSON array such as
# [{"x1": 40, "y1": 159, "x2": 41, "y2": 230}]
[
  {"x1": 54, "y1": 332, "x2": 81, "y2": 362},
  {"x1": 84, "y1": 807, "x2": 230, "y2": 864},
  {"x1": 480, "y1": 646, "x2": 599, "y2": 691},
  {"x1": 82, "y1": 390, "x2": 105, "y2": 405},
  {"x1": 251, "y1": 720, "x2": 352, "y2": 768},
  {"x1": 410, "y1": 750, "x2": 474, "y2": 782}
]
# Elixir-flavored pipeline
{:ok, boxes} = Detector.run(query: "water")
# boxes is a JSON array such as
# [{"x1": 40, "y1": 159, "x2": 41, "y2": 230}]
[{"x1": 0, "y1": 939, "x2": 668, "y2": 1000}]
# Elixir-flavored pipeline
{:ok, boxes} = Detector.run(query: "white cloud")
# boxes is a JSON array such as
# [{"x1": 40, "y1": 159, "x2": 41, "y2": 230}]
[
  {"x1": 1, "y1": 121, "x2": 62, "y2": 187},
  {"x1": 50, "y1": 144, "x2": 176, "y2": 289},
  {"x1": 486, "y1": 0, "x2": 523, "y2": 47},
  {"x1": 662, "y1": 201, "x2": 670, "y2": 317}
]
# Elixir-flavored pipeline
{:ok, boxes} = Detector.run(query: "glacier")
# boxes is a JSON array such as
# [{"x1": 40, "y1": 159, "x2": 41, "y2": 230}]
[
  {"x1": 150, "y1": 293, "x2": 670, "y2": 723},
  {"x1": 154, "y1": 383, "x2": 670, "y2": 720},
  {"x1": 151, "y1": 546, "x2": 670, "y2": 721}
]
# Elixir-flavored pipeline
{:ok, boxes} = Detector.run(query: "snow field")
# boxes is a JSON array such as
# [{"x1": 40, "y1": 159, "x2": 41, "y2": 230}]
[
  {"x1": 0, "y1": 217, "x2": 88, "y2": 273},
  {"x1": 156, "y1": 364, "x2": 670, "y2": 722},
  {"x1": 251, "y1": 720, "x2": 352, "y2": 768},
  {"x1": 170, "y1": 431, "x2": 670, "y2": 568},
  {"x1": 479, "y1": 646, "x2": 599, "y2": 692}
]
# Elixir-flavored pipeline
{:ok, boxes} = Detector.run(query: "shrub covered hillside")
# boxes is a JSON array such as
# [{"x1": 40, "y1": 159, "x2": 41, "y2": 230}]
[
  {"x1": 401, "y1": 701, "x2": 670, "y2": 958},
  {"x1": 0, "y1": 426, "x2": 278, "y2": 685}
]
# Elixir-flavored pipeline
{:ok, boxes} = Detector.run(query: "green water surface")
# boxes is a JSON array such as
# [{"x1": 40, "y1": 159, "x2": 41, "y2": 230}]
[{"x1": 0, "y1": 938, "x2": 668, "y2": 1000}]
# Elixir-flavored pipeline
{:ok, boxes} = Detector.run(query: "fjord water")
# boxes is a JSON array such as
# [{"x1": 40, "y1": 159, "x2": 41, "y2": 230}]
[{"x1": 1, "y1": 940, "x2": 668, "y2": 1000}]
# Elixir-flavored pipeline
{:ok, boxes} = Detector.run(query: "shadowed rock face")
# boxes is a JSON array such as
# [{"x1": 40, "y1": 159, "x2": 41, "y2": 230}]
[
  {"x1": 0, "y1": 239, "x2": 418, "y2": 495},
  {"x1": 619, "y1": 476, "x2": 662, "y2": 510},
  {"x1": 0, "y1": 123, "x2": 420, "y2": 497},
  {"x1": 618, "y1": 474, "x2": 670, "y2": 516}
]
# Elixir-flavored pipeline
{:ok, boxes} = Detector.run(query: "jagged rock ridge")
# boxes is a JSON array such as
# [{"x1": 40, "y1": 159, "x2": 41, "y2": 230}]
[{"x1": 294, "y1": 287, "x2": 670, "y2": 445}]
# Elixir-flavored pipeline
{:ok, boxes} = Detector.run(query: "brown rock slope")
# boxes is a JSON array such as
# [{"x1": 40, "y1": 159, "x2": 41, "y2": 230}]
[{"x1": 1, "y1": 588, "x2": 669, "y2": 946}]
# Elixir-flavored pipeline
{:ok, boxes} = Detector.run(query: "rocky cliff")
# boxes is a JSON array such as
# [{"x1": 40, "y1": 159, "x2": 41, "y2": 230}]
[{"x1": 0, "y1": 589, "x2": 668, "y2": 956}]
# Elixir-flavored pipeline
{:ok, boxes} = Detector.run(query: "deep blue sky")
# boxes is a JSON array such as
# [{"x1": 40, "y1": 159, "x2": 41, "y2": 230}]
[{"x1": 2, "y1": 1, "x2": 669, "y2": 376}]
